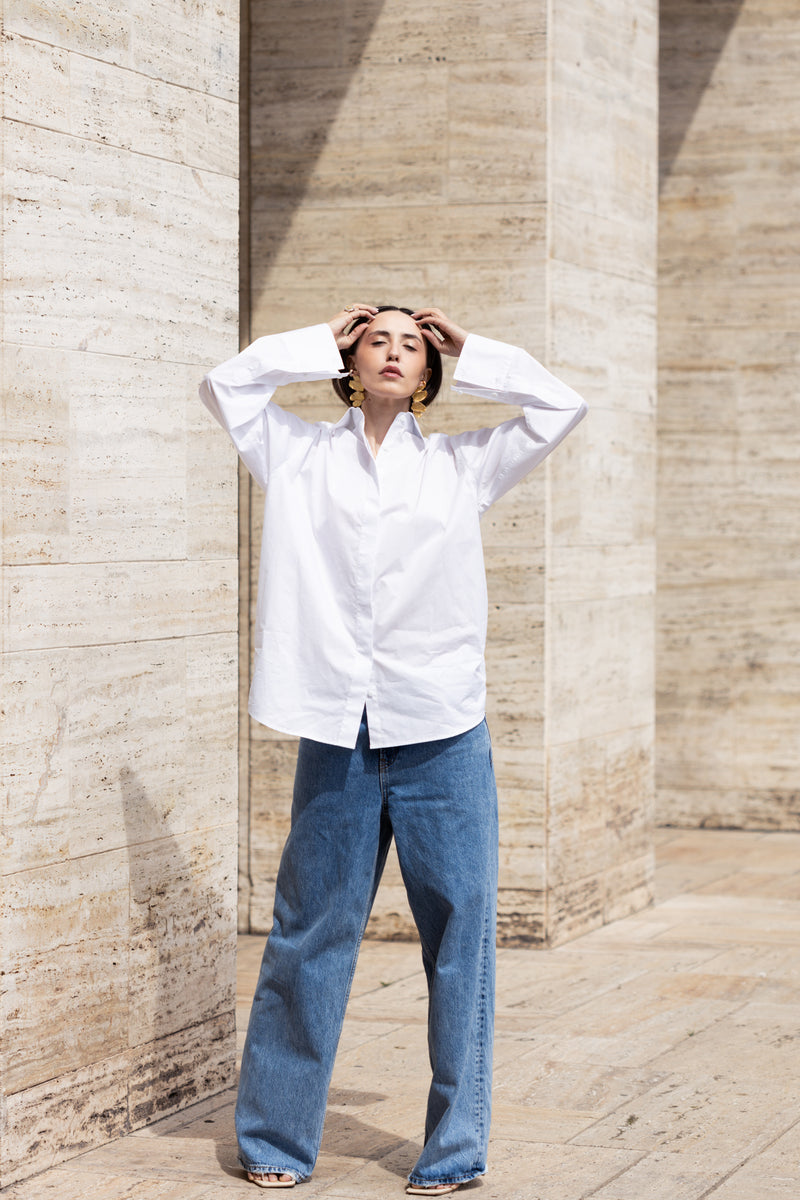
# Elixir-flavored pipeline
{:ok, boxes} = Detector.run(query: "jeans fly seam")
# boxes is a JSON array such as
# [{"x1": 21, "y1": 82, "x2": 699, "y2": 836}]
[{"x1": 378, "y1": 750, "x2": 389, "y2": 810}]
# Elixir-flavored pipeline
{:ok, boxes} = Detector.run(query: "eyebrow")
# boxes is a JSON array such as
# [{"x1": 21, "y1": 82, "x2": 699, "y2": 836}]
[{"x1": 367, "y1": 327, "x2": 423, "y2": 343}]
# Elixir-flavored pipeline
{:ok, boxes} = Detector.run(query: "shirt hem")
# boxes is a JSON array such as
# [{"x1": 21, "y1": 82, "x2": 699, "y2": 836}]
[{"x1": 247, "y1": 701, "x2": 487, "y2": 751}]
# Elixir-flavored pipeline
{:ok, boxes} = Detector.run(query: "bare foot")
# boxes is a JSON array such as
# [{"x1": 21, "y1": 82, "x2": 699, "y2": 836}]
[
  {"x1": 247, "y1": 1171, "x2": 295, "y2": 1189},
  {"x1": 406, "y1": 1185, "x2": 462, "y2": 1196}
]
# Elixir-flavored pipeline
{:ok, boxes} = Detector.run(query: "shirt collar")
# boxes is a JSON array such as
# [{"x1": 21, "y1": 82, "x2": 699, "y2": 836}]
[{"x1": 335, "y1": 406, "x2": 426, "y2": 446}]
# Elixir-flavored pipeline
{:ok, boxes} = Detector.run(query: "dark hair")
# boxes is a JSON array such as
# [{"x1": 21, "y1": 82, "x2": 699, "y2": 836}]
[{"x1": 331, "y1": 305, "x2": 443, "y2": 410}]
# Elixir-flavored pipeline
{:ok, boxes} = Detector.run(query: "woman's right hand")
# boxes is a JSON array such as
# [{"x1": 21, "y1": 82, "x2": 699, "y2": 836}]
[{"x1": 328, "y1": 304, "x2": 378, "y2": 351}]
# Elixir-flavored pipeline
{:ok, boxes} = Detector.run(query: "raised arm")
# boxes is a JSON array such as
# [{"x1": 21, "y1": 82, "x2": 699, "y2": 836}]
[
  {"x1": 199, "y1": 323, "x2": 348, "y2": 489},
  {"x1": 431, "y1": 320, "x2": 588, "y2": 513}
]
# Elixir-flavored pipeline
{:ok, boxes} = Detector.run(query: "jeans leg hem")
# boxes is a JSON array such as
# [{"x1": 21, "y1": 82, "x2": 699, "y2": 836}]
[
  {"x1": 407, "y1": 1169, "x2": 485, "y2": 1187},
  {"x1": 239, "y1": 1160, "x2": 304, "y2": 1183}
]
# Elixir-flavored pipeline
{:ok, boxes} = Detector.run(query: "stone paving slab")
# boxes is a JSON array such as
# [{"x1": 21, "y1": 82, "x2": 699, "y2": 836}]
[{"x1": 4, "y1": 829, "x2": 800, "y2": 1199}]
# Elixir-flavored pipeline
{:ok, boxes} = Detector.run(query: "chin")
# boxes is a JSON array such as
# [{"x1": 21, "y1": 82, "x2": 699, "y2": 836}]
[{"x1": 368, "y1": 385, "x2": 410, "y2": 403}]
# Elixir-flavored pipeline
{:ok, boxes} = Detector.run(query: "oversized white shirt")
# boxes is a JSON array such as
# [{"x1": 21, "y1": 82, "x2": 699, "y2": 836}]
[{"x1": 200, "y1": 324, "x2": 587, "y2": 748}]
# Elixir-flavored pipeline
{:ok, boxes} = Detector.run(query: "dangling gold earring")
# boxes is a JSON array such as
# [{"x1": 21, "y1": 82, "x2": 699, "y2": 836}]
[
  {"x1": 410, "y1": 381, "x2": 427, "y2": 417},
  {"x1": 349, "y1": 369, "x2": 365, "y2": 408}
]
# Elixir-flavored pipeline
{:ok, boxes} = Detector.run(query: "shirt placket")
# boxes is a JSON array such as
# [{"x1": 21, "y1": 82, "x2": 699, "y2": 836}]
[
  {"x1": 362, "y1": 427, "x2": 415, "y2": 746},
  {"x1": 340, "y1": 432, "x2": 381, "y2": 744}
]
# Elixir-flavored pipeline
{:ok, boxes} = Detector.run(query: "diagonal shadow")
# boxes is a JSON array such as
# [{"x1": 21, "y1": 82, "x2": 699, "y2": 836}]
[
  {"x1": 204, "y1": 1083, "x2": 423, "y2": 1182},
  {"x1": 238, "y1": 2, "x2": 390, "y2": 922},
  {"x1": 120, "y1": 766, "x2": 235, "y2": 1128},
  {"x1": 660, "y1": 0, "x2": 746, "y2": 189},
  {"x1": 243, "y1": 0, "x2": 388, "y2": 320}
]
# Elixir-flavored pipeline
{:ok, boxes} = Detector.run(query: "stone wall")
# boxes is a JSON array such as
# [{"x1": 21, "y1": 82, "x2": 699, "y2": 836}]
[
  {"x1": 658, "y1": 0, "x2": 800, "y2": 828},
  {"x1": 544, "y1": 0, "x2": 658, "y2": 941},
  {"x1": 240, "y1": 0, "x2": 657, "y2": 945},
  {"x1": 1, "y1": 2, "x2": 240, "y2": 1185}
]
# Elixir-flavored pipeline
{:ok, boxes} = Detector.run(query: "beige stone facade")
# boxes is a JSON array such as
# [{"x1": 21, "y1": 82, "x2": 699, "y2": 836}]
[
  {"x1": 1, "y1": 1, "x2": 240, "y2": 1186},
  {"x1": 657, "y1": 0, "x2": 800, "y2": 828},
  {"x1": 238, "y1": 0, "x2": 658, "y2": 945}
]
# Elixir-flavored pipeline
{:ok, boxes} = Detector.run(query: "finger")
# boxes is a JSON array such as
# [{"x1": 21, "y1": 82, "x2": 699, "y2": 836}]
[
  {"x1": 413, "y1": 311, "x2": 449, "y2": 339},
  {"x1": 342, "y1": 317, "x2": 370, "y2": 340},
  {"x1": 419, "y1": 325, "x2": 446, "y2": 349},
  {"x1": 332, "y1": 304, "x2": 377, "y2": 328},
  {"x1": 346, "y1": 305, "x2": 377, "y2": 328},
  {"x1": 425, "y1": 324, "x2": 447, "y2": 344}
]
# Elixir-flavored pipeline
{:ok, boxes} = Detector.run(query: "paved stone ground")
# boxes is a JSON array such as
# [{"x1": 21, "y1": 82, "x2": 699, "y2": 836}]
[{"x1": 6, "y1": 829, "x2": 800, "y2": 1199}]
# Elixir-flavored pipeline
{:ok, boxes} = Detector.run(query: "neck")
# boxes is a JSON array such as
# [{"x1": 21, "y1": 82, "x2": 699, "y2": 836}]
[{"x1": 360, "y1": 395, "x2": 410, "y2": 455}]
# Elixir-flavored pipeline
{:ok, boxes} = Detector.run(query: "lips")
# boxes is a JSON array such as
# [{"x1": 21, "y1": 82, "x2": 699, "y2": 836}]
[{"x1": 380, "y1": 367, "x2": 403, "y2": 378}]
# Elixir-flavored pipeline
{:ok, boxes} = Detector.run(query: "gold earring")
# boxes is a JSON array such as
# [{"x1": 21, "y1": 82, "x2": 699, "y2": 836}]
[
  {"x1": 410, "y1": 381, "x2": 427, "y2": 417},
  {"x1": 349, "y1": 370, "x2": 365, "y2": 408}
]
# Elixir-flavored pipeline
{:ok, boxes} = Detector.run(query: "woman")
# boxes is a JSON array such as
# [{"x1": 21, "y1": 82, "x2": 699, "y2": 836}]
[{"x1": 200, "y1": 304, "x2": 587, "y2": 1194}]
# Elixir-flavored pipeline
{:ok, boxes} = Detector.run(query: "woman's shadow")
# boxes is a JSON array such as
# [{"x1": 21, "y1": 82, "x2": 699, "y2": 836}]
[
  {"x1": 210, "y1": 1075, "x2": 422, "y2": 1183},
  {"x1": 120, "y1": 764, "x2": 237, "y2": 1130}
]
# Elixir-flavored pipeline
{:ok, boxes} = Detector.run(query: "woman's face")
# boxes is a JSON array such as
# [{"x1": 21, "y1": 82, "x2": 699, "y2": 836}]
[{"x1": 351, "y1": 310, "x2": 431, "y2": 404}]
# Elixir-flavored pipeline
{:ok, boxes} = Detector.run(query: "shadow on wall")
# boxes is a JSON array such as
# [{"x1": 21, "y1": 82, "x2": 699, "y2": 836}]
[
  {"x1": 659, "y1": 0, "x2": 745, "y2": 189},
  {"x1": 245, "y1": 0, "x2": 387, "y2": 285},
  {"x1": 249, "y1": 1, "x2": 748, "y2": 230},
  {"x1": 239, "y1": 0, "x2": 390, "y2": 928},
  {"x1": 120, "y1": 766, "x2": 236, "y2": 1127}
]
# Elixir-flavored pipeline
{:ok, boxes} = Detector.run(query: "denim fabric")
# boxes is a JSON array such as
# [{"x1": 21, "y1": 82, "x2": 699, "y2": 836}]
[{"x1": 235, "y1": 713, "x2": 498, "y2": 1186}]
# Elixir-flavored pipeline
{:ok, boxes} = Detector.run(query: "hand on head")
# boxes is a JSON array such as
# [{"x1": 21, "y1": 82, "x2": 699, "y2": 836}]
[
  {"x1": 411, "y1": 308, "x2": 468, "y2": 358},
  {"x1": 328, "y1": 304, "x2": 378, "y2": 351},
  {"x1": 328, "y1": 305, "x2": 468, "y2": 358}
]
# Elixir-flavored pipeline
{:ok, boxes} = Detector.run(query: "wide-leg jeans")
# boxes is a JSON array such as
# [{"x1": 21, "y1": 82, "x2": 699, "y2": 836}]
[{"x1": 235, "y1": 714, "x2": 499, "y2": 1187}]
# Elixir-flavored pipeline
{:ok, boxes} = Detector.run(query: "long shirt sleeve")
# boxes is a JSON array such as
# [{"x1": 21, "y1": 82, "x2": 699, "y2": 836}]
[
  {"x1": 199, "y1": 324, "x2": 345, "y2": 490},
  {"x1": 450, "y1": 333, "x2": 587, "y2": 513}
]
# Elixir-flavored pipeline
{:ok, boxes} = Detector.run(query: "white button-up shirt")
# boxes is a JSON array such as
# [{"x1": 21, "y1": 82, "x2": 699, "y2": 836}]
[{"x1": 200, "y1": 324, "x2": 587, "y2": 748}]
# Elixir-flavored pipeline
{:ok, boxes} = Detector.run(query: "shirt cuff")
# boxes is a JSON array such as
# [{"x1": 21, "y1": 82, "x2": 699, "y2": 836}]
[
  {"x1": 200, "y1": 324, "x2": 347, "y2": 430},
  {"x1": 216, "y1": 323, "x2": 345, "y2": 387}
]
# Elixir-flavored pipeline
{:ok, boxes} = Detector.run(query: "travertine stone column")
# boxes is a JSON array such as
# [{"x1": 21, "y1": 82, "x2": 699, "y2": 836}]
[
  {"x1": 658, "y1": 1, "x2": 800, "y2": 828},
  {"x1": 1, "y1": 3, "x2": 240, "y2": 1186},
  {"x1": 544, "y1": 1, "x2": 657, "y2": 941},
  {"x1": 243, "y1": 0, "x2": 657, "y2": 945}
]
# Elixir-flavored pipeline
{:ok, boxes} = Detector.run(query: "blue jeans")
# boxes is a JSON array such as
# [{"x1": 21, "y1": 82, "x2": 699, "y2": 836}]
[{"x1": 235, "y1": 713, "x2": 498, "y2": 1186}]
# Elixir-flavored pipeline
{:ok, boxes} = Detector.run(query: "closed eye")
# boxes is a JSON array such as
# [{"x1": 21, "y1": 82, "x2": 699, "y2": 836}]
[{"x1": 367, "y1": 328, "x2": 424, "y2": 349}]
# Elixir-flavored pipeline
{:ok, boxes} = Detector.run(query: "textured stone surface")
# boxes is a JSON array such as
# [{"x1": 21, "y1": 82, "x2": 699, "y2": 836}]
[
  {"x1": 240, "y1": 0, "x2": 658, "y2": 944},
  {"x1": 1, "y1": 850, "x2": 130, "y2": 1094},
  {"x1": 657, "y1": 0, "x2": 800, "y2": 828},
  {"x1": 1, "y1": 2, "x2": 240, "y2": 1188}
]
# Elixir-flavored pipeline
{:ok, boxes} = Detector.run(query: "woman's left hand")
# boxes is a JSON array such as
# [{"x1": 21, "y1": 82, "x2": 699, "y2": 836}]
[{"x1": 412, "y1": 308, "x2": 469, "y2": 357}]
